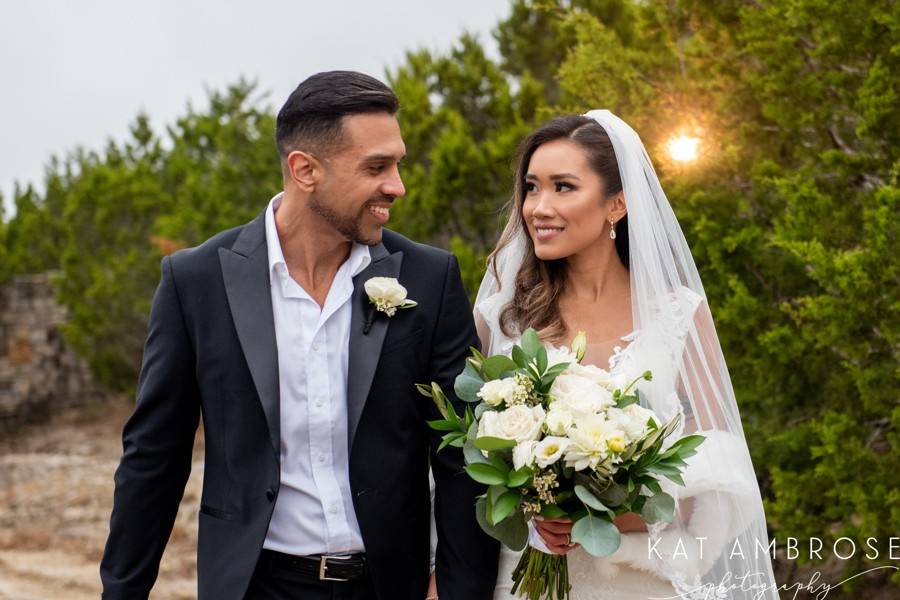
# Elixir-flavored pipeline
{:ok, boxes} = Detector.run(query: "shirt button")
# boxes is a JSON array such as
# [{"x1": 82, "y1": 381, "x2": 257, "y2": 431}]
[
  {"x1": 318, "y1": 454, "x2": 327, "y2": 464},
  {"x1": 312, "y1": 341, "x2": 321, "y2": 351},
  {"x1": 329, "y1": 504, "x2": 340, "y2": 514}
]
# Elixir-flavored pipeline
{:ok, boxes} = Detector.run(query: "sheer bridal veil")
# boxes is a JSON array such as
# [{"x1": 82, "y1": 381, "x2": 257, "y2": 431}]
[{"x1": 474, "y1": 110, "x2": 778, "y2": 599}]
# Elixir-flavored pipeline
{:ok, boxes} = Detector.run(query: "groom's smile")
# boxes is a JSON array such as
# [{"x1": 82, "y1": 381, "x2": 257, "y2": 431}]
[{"x1": 367, "y1": 202, "x2": 391, "y2": 224}]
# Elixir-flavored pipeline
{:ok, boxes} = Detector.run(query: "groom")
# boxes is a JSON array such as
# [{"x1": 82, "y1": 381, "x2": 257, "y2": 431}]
[{"x1": 100, "y1": 71, "x2": 499, "y2": 600}]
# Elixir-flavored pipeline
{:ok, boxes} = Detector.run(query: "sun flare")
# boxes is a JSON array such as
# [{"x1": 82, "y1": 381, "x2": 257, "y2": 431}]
[{"x1": 667, "y1": 135, "x2": 701, "y2": 162}]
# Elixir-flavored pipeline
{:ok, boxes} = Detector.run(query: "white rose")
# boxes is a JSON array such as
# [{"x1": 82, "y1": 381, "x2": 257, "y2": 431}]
[
  {"x1": 565, "y1": 362, "x2": 615, "y2": 388},
  {"x1": 544, "y1": 405, "x2": 574, "y2": 435},
  {"x1": 512, "y1": 440, "x2": 537, "y2": 471},
  {"x1": 478, "y1": 404, "x2": 545, "y2": 444},
  {"x1": 549, "y1": 373, "x2": 596, "y2": 398},
  {"x1": 477, "y1": 377, "x2": 518, "y2": 407},
  {"x1": 534, "y1": 436, "x2": 571, "y2": 468},
  {"x1": 364, "y1": 277, "x2": 408, "y2": 306},
  {"x1": 553, "y1": 380, "x2": 614, "y2": 417},
  {"x1": 477, "y1": 410, "x2": 500, "y2": 439}
]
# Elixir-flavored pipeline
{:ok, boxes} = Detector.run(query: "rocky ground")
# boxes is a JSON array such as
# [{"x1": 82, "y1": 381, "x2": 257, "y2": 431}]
[{"x1": 0, "y1": 398, "x2": 202, "y2": 600}]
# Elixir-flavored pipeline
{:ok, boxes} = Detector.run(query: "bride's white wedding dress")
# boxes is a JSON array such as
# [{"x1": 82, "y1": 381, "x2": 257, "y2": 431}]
[{"x1": 482, "y1": 286, "x2": 757, "y2": 600}]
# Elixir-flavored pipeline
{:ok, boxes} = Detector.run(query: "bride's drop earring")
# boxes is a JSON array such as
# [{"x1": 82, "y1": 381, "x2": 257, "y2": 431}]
[{"x1": 609, "y1": 218, "x2": 617, "y2": 240}]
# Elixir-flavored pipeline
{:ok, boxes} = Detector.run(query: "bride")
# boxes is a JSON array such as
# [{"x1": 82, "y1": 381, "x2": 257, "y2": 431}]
[{"x1": 428, "y1": 110, "x2": 777, "y2": 600}]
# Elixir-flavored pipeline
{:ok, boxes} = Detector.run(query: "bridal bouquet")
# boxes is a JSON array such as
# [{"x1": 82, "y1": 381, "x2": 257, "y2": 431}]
[{"x1": 418, "y1": 329, "x2": 704, "y2": 600}]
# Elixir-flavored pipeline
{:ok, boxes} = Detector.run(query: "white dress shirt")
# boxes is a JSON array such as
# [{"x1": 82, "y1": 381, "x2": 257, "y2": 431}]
[{"x1": 262, "y1": 192, "x2": 371, "y2": 556}]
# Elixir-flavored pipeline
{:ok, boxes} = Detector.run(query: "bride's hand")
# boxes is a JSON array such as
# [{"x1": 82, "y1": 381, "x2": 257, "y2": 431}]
[
  {"x1": 613, "y1": 511, "x2": 647, "y2": 533},
  {"x1": 534, "y1": 517, "x2": 579, "y2": 555},
  {"x1": 426, "y1": 571, "x2": 438, "y2": 600}
]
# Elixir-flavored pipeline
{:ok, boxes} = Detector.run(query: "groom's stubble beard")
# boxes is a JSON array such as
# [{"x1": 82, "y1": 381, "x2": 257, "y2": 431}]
[{"x1": 308, "y1": 190, "x2": 393, "y2": 247}]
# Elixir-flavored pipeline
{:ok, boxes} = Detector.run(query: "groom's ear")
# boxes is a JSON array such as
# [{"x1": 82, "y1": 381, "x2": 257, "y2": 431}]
[{"x1": 285, "y1": 150, "x2": 322, "y2": 192}]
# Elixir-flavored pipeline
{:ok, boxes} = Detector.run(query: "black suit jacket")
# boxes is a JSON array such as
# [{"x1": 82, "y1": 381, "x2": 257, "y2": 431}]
[{"x1": 100, "y1": 210, "x2": 499, "y2": 599}]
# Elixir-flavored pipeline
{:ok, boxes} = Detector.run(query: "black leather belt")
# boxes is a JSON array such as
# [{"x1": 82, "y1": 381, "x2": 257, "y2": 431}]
[{"x1": 260, "y1": 549, "x2": 367, "y2": 582}]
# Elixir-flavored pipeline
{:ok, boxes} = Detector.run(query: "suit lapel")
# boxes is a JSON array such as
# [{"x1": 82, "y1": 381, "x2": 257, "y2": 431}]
[
  {"x1": 347, "y1": 244, "x2": 403, "y2": 452},
  {"x1": 219, "y1": 210, "x2": 281, "y2": 461}
]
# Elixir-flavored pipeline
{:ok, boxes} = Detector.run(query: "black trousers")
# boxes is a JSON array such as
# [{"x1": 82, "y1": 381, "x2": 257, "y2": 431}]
[{"x1": 244, "y1": 554, "x2": 377, "y2": 600}]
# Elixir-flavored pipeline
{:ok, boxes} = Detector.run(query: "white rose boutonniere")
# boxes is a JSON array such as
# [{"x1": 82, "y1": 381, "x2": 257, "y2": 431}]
[{"x1": 363, "y1": 277, "x2": 417, "y2": 333}]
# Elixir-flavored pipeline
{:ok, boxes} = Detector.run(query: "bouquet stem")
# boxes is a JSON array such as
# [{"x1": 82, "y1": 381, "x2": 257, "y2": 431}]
[{"x1": 511, "y1": 546, "x2": 570, "y2": 600}]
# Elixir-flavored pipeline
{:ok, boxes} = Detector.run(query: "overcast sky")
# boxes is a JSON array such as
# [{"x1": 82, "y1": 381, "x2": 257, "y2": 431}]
[{"x1": 0, "y1": 0, "x2": 510, "y2": 215}]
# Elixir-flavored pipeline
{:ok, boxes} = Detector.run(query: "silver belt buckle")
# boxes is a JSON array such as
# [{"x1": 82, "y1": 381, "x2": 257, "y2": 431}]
[{"x1": 319, "y1": 555, "x2": 352, "y2": 582}]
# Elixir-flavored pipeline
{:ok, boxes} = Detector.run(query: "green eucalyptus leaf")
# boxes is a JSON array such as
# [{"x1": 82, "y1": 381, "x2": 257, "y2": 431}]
[
  {"x1": 642, "y1": 492, "x2": 676, "y2": 524},
  {"x1": 474, "y1": 402, "x2": 492, "y2": 419},
  {"x1": 454, "y1": 364, "x2": 485, "y2": 403},
  {"x1": 571, "y1": 514, "x2": 621, "y2": 557},
  {"x1": 475, "y1": 498, "x2": 529, "y2": 550},
  {"x1": 463, "y1": 437, "x2": 491, "y2": 465}
]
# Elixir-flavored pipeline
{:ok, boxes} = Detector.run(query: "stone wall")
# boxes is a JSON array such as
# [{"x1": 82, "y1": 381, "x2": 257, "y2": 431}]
[{"x1": 0, "y1": 273, "x2": 102, "y2": 434}]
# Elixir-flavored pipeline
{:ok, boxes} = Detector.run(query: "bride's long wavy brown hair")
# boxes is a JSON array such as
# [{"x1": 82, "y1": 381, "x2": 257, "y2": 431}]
[{"x1": 491, "y1": 115, "x2": 630, "y2": 342}]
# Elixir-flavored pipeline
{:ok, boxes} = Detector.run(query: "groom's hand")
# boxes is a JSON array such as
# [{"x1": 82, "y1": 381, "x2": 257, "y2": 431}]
[{"x1": 534, "y1": 517, "x2": 578, "y2": 555}]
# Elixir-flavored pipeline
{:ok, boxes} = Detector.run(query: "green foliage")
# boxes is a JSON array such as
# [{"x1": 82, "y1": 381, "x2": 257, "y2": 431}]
[
  {"x1": 52, "y1": 116, "x2": 169, "y2": 390},
  {"x1": 2, "y1": 181, "x2": 65, "y2": 281}
]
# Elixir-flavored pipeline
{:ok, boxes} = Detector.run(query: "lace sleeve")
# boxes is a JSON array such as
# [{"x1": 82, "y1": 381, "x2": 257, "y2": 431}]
[{"x1": 605, "y1": 289, "x2": 761, "y2": 585}]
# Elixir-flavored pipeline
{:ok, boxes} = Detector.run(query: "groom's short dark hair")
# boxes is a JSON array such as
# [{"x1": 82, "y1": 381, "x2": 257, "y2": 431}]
[{"x1": 275, "y1": 71, "x2": 400, "y2": 158}]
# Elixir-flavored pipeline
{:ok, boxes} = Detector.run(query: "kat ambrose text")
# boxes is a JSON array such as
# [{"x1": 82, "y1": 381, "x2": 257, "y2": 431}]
[{"x1": 646, "y1": 536, "x2": 900, "y2": 561}]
